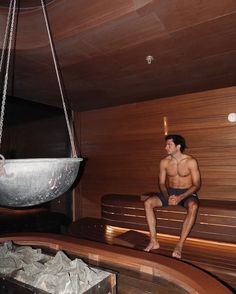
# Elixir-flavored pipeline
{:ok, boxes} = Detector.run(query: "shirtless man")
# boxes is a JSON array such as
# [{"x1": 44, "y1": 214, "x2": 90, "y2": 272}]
[{"x1": 144, "y1": 134, "x2": 201, "y2": 259}]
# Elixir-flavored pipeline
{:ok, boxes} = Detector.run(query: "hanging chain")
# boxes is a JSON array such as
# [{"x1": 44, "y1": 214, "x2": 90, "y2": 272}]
[
  {"x1": 40, "y1": 0, "x2": 77, "y2": 158},
  {"x1": 0, "y1": 0, "x2": 17, "y2": 148},
  {"x1": 0, "y1": 0, "x2": 78, "y2": 157},
  {"x1": 0, "y1": 0, "x2": 14, "y2": 74}
]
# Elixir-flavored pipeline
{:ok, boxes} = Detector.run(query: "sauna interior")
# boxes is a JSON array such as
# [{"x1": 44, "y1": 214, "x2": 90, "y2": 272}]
[{"x1": 0, "y1": 1, "x2": 236, "y2": 293}]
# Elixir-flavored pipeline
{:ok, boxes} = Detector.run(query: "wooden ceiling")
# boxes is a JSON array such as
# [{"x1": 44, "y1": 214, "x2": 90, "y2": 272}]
[{"x1": 0, "y1": 0, "x2": 236, "y2": 111}]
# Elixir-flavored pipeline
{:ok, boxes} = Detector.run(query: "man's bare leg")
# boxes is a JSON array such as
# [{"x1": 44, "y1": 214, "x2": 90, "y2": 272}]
[
  {"x1": 144, "y1": 197, "x2": 162, "y2": 252},
  {"x1": 172, "y1": 199, "x2": 199, "y2": 259}
]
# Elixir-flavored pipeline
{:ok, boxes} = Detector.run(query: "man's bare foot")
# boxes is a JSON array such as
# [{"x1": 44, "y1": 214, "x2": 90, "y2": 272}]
[
  {"x1": 144, "y1": 240, "x2": 160, "y2": 252},
  {"x1": 172, "y1": 244, "x2": 182, "y2": 259}
]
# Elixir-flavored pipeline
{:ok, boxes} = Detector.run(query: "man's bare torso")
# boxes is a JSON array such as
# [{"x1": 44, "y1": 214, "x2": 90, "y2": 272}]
[{"x1": 163, "y1": 154, "x2": 194, "y2": 189}]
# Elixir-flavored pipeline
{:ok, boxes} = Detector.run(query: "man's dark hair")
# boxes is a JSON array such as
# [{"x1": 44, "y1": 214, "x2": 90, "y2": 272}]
[{"x1": 165, "y1": 134, "x2": 186, "y2": 152}]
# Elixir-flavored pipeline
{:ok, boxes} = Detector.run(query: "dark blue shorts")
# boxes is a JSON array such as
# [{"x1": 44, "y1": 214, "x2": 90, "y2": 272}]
[{"x1": 154, "y1": 187, "x2": 198, "y2": 207}]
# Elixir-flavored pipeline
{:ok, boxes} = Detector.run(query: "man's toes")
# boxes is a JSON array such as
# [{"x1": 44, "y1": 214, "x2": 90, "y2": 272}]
[{"x1": 172, "y1": 248, "x2": 182, "y2": 259}]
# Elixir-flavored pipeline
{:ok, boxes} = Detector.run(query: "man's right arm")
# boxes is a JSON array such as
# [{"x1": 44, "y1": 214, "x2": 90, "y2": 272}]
[{"x1": 159, "y1": 159, "x2": 169, "y2": 201}]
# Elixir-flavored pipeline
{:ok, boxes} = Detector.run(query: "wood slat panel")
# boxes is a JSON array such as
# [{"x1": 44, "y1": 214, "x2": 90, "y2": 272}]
[
  {"x1": 101, "y1": 194, "x2": 236, "y2": 243},
  {"x1": 102, "y1": 206, "x2": 236, "y2": 227},
  {"x1": 74, "y1": 86, "x2": 236, "y2": 219},
  {"x1": 67, "y1": 217, "x2": 236, "y2": 290}
]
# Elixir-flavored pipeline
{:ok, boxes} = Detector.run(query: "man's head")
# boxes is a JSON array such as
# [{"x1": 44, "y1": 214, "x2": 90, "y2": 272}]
[{"x1": 165, "y1": 134, "x2": 186, "y2": 153}]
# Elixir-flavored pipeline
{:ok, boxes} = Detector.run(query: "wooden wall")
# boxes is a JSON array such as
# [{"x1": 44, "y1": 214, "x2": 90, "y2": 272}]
[
  {"x1": 2, "y1": 116, "x2": 69, "y2": 159},
  {"x1": 74, "y1": 86, "x2": 236, "y2": 219}
]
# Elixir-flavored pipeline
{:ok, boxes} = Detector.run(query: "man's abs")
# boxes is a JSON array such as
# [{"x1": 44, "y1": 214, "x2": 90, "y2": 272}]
[{"x1": 167, "y1": 174, "x2": 193, "y2": 189}]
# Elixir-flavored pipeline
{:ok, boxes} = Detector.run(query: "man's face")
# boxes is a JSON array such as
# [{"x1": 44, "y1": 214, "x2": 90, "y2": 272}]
[{"x1": 165, "y1": 139, "x2": 179, "y2": 155}]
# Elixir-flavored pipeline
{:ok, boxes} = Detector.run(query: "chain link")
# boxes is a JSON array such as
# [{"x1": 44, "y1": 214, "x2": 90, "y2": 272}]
[
  {"x1": 0, "y1": 0, "x2": 17, "y2": 148},
  {"x1": 0, "y1": 0, "x2": 13, "y2": 74}
]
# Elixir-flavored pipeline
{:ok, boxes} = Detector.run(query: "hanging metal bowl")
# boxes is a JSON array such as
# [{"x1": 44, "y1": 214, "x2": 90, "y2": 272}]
[{"x1": 0, "y1": 157, "x2": 83, "y2": 207}]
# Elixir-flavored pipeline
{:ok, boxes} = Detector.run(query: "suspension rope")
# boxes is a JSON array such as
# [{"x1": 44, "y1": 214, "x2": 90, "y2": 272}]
[
  {"x1": 0, "y1": 0, "x2": 17, "y2": 148},
  {"x1": 0, "y1": 0, "x2": 14, "y2": 74},
  {"x1": 40, "y1": 0, "x2": 77, "y2": 158}
]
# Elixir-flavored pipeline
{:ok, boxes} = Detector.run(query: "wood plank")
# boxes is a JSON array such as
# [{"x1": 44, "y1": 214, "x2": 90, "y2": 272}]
[
  {"x1": 67, "y1": 218, "x2": 236, "y2": 291},
  {"x1": 0, "y1": 231, "x2": 233, "y2": 294},
  {"x1": 74, "y1": 87, "x2": 236, "y2": 219}
]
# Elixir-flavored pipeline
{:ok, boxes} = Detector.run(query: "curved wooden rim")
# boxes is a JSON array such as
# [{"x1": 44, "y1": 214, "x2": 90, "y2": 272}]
[{"x1": 0, "y1": 233, "x2": 232, "y2": 294}]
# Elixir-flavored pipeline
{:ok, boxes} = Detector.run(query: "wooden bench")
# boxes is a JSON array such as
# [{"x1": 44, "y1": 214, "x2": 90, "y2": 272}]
[
  {"x1": 0, "y1": 234, "x2": 232, "y2": 294},
  {"x1": 101, "y1": 194, "x2": 236, "y2": 244}
]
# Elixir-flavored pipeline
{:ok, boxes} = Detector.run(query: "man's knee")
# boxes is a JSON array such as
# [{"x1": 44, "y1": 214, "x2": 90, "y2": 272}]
[
  {"x1": 144, "y1": 196, "x2": 161, "y2": 210},
  {"x1": 187, "y1": 200, "x2": 199, "y2": 214},
  {"x1": 144, "y1": 197, "x2": 153, "y2": 210}
]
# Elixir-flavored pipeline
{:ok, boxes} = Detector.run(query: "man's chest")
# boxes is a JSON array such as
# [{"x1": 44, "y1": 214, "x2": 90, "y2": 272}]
[{"x1": 166, "y1": 161, "x2": 190, "y2": 177}]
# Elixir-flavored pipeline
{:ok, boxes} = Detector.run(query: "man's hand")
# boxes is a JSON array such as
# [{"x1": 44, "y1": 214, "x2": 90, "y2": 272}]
[{"x1": 168, "y1": 195, "x2": 179, "y2": 205}]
